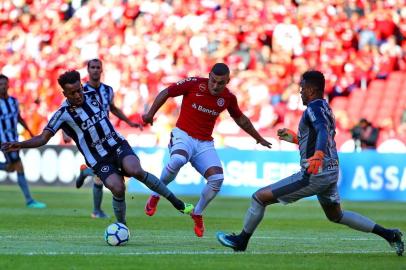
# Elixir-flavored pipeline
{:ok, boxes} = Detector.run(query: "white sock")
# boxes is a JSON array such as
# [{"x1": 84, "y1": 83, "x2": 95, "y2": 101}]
[
  {"x1": 243, "y1": 197, "x2": 266, "y2": 234},
  {"x1": 193, "y1": 184, "x2": 218, "y2": 215}
]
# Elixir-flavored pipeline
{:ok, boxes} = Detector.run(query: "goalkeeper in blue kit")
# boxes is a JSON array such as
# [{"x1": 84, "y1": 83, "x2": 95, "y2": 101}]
[{"x1": 216, "y1": 70, "x2": 404, "y2": 256}]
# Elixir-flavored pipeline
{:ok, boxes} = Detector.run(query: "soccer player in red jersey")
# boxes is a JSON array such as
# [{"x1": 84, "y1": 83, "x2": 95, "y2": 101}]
[{"x1": 142, "y1": 63, "x2": 272, "y2": 237}]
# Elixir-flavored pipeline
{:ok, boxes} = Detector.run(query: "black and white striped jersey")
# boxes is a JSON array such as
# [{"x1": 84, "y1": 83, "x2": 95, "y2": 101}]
[
  {"x1": 0, "y1": 96, "x2": 19, "y2": 143},
  {"x1": 83, "y1": 82, "x2": 114, "y2": 114},
  {"x1": 45, "y1": 91, "x2": 125, "y2": 167}
]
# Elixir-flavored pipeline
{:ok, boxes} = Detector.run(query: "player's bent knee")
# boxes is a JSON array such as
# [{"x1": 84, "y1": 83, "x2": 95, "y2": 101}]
[
  {"x1": 253, "y1": 189, "x2": 274, "y2": 205},
  {"x1": 128, "y1": 167, "x2": 145, "y2": 180},
  {"x1": 109, "y1": 184, "x2": 125, "y2": 198},
  {"x1": 206, "y1": 174, "x2": 224, "y2": 191},
  {"x1": 252, "y1": 193, "x2": 266, "y2": 206},
  {"x1": 167, "y1": 154, "x2": 187, "y2": 172},
  {"x1": 326, "y1": 212, "x2": 343, "y2": 223}
]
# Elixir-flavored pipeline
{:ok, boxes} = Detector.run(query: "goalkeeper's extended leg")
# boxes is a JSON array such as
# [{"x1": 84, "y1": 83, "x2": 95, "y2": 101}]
[
  {"x1": 217, "y1": 194, "x2": 266, "y2": 251},
  {"x1": 322, "y1": 203, "x2": 404, "y2": 256}
]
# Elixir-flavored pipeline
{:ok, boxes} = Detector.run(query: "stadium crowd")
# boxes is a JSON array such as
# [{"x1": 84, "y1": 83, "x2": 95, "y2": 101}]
[{"x1": 1, "y1": 0, "x2": 406, "y2": 147}]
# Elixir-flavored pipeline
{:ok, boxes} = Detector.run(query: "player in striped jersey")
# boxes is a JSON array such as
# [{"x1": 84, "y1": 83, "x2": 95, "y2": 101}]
[
  {"x1": 2, "y1": 70, "x2": 194, "y2": 225},
  {"x1": 216, "y1": 71, "x2": 404, "y2": 256},
  {"x1": 0, "y1": 74, "x2": 46, "y2": 208},
  {"x1": 67, "y1": 59, "x2": 142, "y2": 219}
]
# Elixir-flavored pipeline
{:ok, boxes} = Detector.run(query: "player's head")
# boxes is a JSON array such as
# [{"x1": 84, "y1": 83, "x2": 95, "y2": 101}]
[
  {"x1": 58, "y1": 70, "x2": 84, "y2": 107},
  {"x1": 0, "y1": 74, "x2": 9, "y2": 98},
  {"x1": 299, "y1": 70, "x2": 325, "y2": 105},
  {"x1": 208, "y1": 63, "x2": 230, "y2": 96},
  {"x1": 359, "y1": 118, "x2": 370, "y2": 128},
  {"x1": 87, "y1": 58, "x2": 103, "y2": 82}
]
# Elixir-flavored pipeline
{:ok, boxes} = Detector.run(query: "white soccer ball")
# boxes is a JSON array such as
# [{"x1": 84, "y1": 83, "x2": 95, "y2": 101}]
[{"x1": 104, "y1": 222, "x2": 130, "y2": 246}]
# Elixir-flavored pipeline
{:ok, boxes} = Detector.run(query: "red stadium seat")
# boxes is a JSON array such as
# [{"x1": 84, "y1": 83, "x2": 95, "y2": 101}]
[
  {"x1": 331, "y1": 96, "x2": 348, "y2": 111},
  {"x1": 387, "y1": 71, "x2": 405, "y2": 84},
  {"x1": 368, "y1": 80, "x2": 386, "y2": 91}
]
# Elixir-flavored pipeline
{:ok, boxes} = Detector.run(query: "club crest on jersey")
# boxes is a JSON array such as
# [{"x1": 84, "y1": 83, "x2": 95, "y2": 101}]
[
  {"x1": 199, "y1": 83, "x2": 206, "y2": 92},
  {"x1": 90, "y1": 100, "x2": 99, "y2": 107},
  {"x1": 217, "y1": 98, "x2": 225, "y2": 107}
]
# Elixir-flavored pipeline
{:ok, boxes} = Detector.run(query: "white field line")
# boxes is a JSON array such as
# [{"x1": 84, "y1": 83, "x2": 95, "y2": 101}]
[
  {"x1": 13, "y1": 250, "x2": 392, "y2": 256},
  {"x1": 0, "y1": 235, "x2": 381, "y2": 241}
]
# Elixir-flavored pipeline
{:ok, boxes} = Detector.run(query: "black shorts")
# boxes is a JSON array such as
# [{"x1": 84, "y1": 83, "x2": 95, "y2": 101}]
[
  {"x1": 92, "y1": 140, "x2": 137, "y2": 183},
  {"x1": 3, "y1": 151, "x2": 21, "y2": 163}
]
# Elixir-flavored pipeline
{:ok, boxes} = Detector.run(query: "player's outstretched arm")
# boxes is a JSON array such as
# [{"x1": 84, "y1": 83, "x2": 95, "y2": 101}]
[
  {"x1": 277, "y1": 128, "x2": 298, "y2": 144},
  {"x1": 233, "y1": 114, "x2": 272, "y2": 148},
  {"x1": 1, "y1": 129, "x2": 53, "y2": 152},
  {"x1": 142, "y1": 89, "x2": 170, "y2": 126},
  {"x1": 110, "y1": 103, "x2": 143, "y2": 130}
]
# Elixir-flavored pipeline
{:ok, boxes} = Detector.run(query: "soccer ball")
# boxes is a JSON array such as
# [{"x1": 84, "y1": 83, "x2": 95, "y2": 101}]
[{"x1": 104, "y1": 222, "x2": 130, "y2": 246}]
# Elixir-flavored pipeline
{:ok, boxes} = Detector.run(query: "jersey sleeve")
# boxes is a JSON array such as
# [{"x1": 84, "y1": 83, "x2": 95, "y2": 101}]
[
  {"x1": 305, "y1": 103, "x2": 328, "y2": 153},
  {"x1": 14, "y1": 98, "x2": 20, "y2": 114},
  {"x1": 227, "y1": 93, "x2": 243, "y2": 118},
  {"x1": 108, "y1": 85, "x2": 114, "y2": 105},
  {"x1": 167, "y1": 77, "x2": 198, "y2": 97},
  {"x1": 44, "y1": 108, "x2": 65, "y2": 135}
]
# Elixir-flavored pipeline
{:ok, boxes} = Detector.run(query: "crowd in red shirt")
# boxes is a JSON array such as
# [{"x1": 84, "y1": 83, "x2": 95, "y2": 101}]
[{"x1": 1, "y1": 0, "x2": 405, "y2": 146}]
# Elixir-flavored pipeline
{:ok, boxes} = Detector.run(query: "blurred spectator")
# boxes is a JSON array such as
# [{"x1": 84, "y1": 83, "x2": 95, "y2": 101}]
[
  {"x1": 351, "y1": 118, "x2": 379, "y2": 151},
  {"x1": 0, "y1": 0, "x2": 406, "y2": 146}
]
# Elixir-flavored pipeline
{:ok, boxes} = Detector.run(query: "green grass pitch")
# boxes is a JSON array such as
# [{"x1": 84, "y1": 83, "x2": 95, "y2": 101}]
[{"x1": 0, "y1": 185, "x2": 404, "y2": 270}]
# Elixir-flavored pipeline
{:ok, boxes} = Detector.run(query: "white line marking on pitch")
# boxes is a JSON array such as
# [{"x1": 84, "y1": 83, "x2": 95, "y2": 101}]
[{"x1": 14, "y1": 250, "x2": 392, "y2": 256}]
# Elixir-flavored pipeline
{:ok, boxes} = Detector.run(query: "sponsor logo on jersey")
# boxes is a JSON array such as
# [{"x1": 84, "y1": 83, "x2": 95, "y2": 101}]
[
  {"x1": 176, "y1": 77, "x2": 197, "y2": 85},
  {"x1": 81, "y1": 110, "x2": 107, "y2": 130},
  {"x1": 192, "y1": 103, "x2": 219, "y2": 116},
  {"x1": 90, "y1": 132, "x2": 118, "y2": 148},
  {"x1": 48, "y1": 110, "x2": 63, "y2": 127},
  {"x1": 196, "y1": 93, "x2": 204, "y2": 97},
  {"x1": 217, "y1": 98, "x2": 225, "y2": 107}
]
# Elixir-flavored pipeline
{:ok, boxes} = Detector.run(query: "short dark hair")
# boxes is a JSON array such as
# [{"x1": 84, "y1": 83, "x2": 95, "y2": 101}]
[
  {"x1": 302, "y1": 70, "x2": 325, "y2": 95},
  {"x1": 87, "y1": 58, "x2": 102, "y2": 69},
  {"x1": 211, "y1": 63, "x2": 230, "y2": 76},
  {"x1": 57, "y1": 70, "x2": 81, "y2": 89},
  {"x1": 0, "y1": 74, "x2": 9, "y2": 81}
]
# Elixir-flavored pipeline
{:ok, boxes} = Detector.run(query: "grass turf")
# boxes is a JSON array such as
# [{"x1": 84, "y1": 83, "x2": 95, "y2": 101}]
[{"x1": 0, "y1": 185, "x2": 404, "y2": 270}]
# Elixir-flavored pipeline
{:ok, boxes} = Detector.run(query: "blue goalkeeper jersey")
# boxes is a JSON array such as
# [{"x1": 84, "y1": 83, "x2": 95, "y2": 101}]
[{"x1": 297, "y1": 99, "x2": 339, "y2": 169}]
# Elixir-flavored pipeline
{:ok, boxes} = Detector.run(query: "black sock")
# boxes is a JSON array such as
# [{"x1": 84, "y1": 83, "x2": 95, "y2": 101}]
[
  {"x1": 372, "y1": 224, "x2": 393, "y2": 242},
  {"x1": 167, "y1": 193, "x2": 184, "y2": 211},
  {"x1": 239, "y1": 230, "x2": 253, "y2": 243},
  {"x1": 93, "y1": 183, "x2": 103, "y2": 212}
]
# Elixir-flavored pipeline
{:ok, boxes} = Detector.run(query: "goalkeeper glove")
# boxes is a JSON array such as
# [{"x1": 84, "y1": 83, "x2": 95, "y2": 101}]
[
  {"x1": 305, "y1": 150, "x2": 325, "y2": 175},
  {"x1": 277, "y1": 128, "x2": 298, "y2": 144}
]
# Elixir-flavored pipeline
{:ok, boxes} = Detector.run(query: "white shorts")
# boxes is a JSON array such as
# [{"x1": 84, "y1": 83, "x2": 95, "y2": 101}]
[{"x1": 169, "y1": 127, "x2": 222, "y2": 176}]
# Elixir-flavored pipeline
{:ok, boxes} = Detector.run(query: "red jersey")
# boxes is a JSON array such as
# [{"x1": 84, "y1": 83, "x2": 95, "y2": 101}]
[{"x1": 167, "y1": 77, "x2": 243, "y2": 141}]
